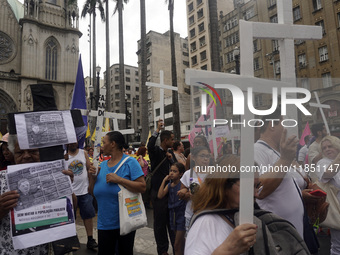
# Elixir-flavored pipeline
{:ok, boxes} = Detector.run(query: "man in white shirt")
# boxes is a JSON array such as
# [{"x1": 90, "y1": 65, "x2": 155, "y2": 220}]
[{"x1": 254, "y1": 108, "x2": 304, "y2": 238}]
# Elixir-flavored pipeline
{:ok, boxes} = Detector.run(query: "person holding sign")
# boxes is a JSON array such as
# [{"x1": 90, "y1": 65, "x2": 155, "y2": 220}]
[
  {"x1": 0, "y1": 134, "x2": 74, "y2": 254},
  {"x1": 89, "y1": 131, "x2": 145, "y2": 255}
]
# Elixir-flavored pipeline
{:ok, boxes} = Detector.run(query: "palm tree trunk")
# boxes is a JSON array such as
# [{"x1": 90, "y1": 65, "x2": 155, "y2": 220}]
[
  {"x1": 140, "y1": 0, "x2": 148, "y2": 142},
  {"x1": 169, "y1": 0, "x2": 181, "y2": 140},
  {"x1": 92, "y1": 11, "x2": 97, "y2": 110},
  {"x1": 105, "y1": 0, "x2": 111, "y2": 112},
  {"x1": 208, "y1": 0, "x2": 219, "y2": 72},
  {"x1": 208, "y1": 0, "x2": 224, "y2": 119},
  {"x1": 118, "y1": 0, "x2": 126, "y2": 137}
]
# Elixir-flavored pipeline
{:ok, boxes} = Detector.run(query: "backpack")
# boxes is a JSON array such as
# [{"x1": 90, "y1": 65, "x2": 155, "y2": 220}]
[{"x1": 189, "y1": 209, "x2": 310, "y2": 255}]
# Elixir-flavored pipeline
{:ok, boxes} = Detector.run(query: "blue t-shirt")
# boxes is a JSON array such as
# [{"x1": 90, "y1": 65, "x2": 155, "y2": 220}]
[{"x1": 93, "y1": 154, "x2": 144, "y2": 230}]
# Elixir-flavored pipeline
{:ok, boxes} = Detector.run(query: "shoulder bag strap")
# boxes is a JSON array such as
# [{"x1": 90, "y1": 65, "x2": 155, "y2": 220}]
[
  {"x1": 149, "y1": 156, "x2": 168, "y2": 178},
  {"x1": 113, "y1": 157, "x2": 130, "y2": 174}
]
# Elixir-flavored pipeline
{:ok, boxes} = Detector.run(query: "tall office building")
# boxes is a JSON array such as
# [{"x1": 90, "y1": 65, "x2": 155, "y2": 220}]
[{"x1": 137, "y1": 30, "x2": 191, "y2": 138}]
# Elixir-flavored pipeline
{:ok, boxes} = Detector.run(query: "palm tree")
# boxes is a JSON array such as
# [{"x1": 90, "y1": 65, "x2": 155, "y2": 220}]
[
  {"x1": 208, "y1": 0, "x2": 220, "y2": 72},
  {"x1": 140, "y1": 0, "x2": 149, "y2": 142},
  {"x1": 104, "y1": 0, "x2": 111, "y2": 112},
  {"x1": 208, "y1": 0, "x2": 224, "y2": 119},
  {"x1": 81, "y1": 0, "x2": 105, "y2": 111},
  {"x1": 166, "y1": 0, "x2": 181, "y2": 140},
  {"x1": 113, "y1": 0, "x2": 129, "y2": 136}
]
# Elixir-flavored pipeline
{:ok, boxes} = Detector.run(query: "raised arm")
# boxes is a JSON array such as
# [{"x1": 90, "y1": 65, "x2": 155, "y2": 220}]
[{"x1": 257, "y1": 130, "x2": 298, "y2": 199}]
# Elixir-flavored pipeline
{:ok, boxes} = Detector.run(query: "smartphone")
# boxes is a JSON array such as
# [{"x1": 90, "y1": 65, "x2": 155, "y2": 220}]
[{"x1": 309, "y1": 189, "x2": 327, "y2": 197}]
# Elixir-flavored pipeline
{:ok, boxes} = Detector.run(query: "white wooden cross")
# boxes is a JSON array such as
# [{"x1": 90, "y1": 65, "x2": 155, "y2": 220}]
[
  {"x1": 80, "y1": 88, "x2": 134, "y2": 172},
  {"x1": 309, "y1": 91, "x2": 331, "y2": 135},
  {"x1": 186, "y1": 0, "x2": 322, "y2": 224},
  {"x1": 146, "y1": 70, "x2": 178, "y2": 128}
]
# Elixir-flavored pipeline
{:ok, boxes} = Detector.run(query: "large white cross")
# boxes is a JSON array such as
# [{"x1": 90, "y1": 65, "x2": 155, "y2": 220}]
[
  {"x1": 146, "y1": 70, "x2": 178, "y2": 128},
  {"x1": 186, "y1": 0, "x2": 322, "y2": 224},
  {"x1": 81, "y1": 88, "x2": 134, "y2": 171},
  {"x1": 309, "y1": 91, "x2": 331, "y2": 134}
]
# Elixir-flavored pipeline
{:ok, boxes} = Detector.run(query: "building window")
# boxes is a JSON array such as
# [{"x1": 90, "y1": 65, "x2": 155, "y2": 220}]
[
  {"x1": 126, "y1": 85, "x2": 130, "y2": 90},
  {"x1": 197, "y1": 0, "x2": 202, "y2": 5},
  {"x1": 135, "y1": 70, "x2": 138, "y2": 76},
  {"x1": 293, "y1": 6, "x2": 301, "y2": 21},
  {"x1": 255, "y1": 95, "x2": 262, "y2": 107},
  {"x1": 194, "y1": 97, "x2": 200, "y2": 107},
  {"x1": 223, "y1": 17, "x2": 238, "y2": 32},
  {"x1": 115, "y1": 68, "x2": 119, "y2": 73},
  {"x1": 272, "y1": 40, "x2": 279, "y2": 52},
  {"x1": 254, "y1": 58, "x2": 260, "y2": 71},
  {"x1": 136, "y1": 87, "x2": 139, "y2": 91},
  {"x1": 126, "y1": 94, "x2": 131, "y2": 100},
  {"x1": 316, "y1": 20, "x2": 325, "y2": 35},
  {"x1": 115, "y1": 85, "x2": 119, "y2": 90},
  {"x1": 268, "y1": 0, "x2": 276, "y2": 8},
  {"x1": 200, "y1": 51, "x2": 207, "y2": 61},
  {"x1": 313, "y1": 0, "x2": 322, "y2": 11},
  {"x1": 183, "y1": 61, "x2": 189, "y2": 66},
  {"x1": 188, "y1": 2, "x2": 193, "y2": 12},
  {"x1": 319, "y1": 46, "x2": 328, "y2": 62},
  {"x1": 198, "y1": 22, "x2": 205, "y2": 33},
  {"x1": 199, "y1": 36, "x2": 206, "y2": 46},
  {"x1": 126, "y1": 77, "x2": 130, "y2": 82},
  {"x1": 201, "y1": 65, "x2": 207, "y2": 70},
  {"x1": 115, "y1": 76, "x2": 119, "y2": 81},
  {"x1": 194, "y1": 112, "x2": 200, "y2": 121},
  {"x1": 115, "y1": 93, "x2": 119, "y2": 98},
  {"x1": 197, "y1": 8, "x2": 203, "y2": 19},
  {"x1": 45, "y1": 38, "x2": 58, "y2": 80},
  {"x1": 322, "y1": 72, "x2": 331, "y2": 88},
  {"x1": 226, "y1": 52, "x2": 234, "y2": 63},
  {"x1": 125, "y1": 69, "x2": 130, "y2": 75},
  {"x1": 190, "y1": 28, "x2": 196, "y2": 38},
  {"x1": 244, "y1": 7, "x2": 255, "y2": 20},
  {"x1": 190, "y1": 41, "x2": 197, "y2": 52},
  {"x1": 183, "y1": 52, "x2": 189, "y2": 57},
  {"x1": 275, "y1": 60, "x2": 280, "y2": 74},
  {"x1": 298, "y1": 54, "x2": 307, "y2": 68},
  {"x1": 270, "y1": 15, "x2": 278, "y2": 23},
  {"x1": 191, "y1": 55, "x2": 198, "y2": 65},
  {"x1": 189, "y1": 15, "x2": 195, "y2": 26},
  {"x1": 253, "y1": 40, "x2": 258, "y2": 52},
  {"x1": 301, "y1": 78, "x2": 309, "y2": 89},
  {"x1": 224, "y1": 32, "x2": 239, "y2": 47}
]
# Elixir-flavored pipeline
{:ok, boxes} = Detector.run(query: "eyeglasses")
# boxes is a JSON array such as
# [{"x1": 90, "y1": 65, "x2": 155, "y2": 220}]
[{"x1": 197, "y1": 154, "x2": 210, "y2": 159}]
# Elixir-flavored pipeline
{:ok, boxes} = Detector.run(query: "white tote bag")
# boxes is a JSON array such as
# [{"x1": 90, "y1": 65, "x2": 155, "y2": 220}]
[{"x1": 114, "y1": 157, "x2": 147, "y2": 235}]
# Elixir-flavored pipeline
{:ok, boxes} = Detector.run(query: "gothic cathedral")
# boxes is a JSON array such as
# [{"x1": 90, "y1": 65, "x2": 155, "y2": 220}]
[{"x1": 0, "y1": 0, "x2": 81, "y2": 133}]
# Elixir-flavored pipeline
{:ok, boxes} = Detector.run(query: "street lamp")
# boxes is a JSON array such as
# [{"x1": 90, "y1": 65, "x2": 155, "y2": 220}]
[
  {"x1": 96, "y1": 65, "x2": 101, "y2": 110},
  {"x1": 125, "y1": 94, "x2": 129, "y2": 144},
  {"x1": 233, "y1": 46, "x2": 240, "y2": 75}
]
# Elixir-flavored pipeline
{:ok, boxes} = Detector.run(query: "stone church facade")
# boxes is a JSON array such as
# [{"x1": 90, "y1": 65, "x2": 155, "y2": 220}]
[{"x1": 0, "y1": 0, "x2": 81, "y2": 133}]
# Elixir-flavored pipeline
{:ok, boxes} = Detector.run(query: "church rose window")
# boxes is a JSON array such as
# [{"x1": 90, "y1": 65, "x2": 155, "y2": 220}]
[
  {"x1": 0, "y1": 32, "x2": 15, "y2": 64},
  {"x1": 45, "y1": 38, "x2": 58, "y2": 80}
]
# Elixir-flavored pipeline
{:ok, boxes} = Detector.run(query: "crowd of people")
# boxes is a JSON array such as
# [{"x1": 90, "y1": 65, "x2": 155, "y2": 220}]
[{"x1": 1, "y1": 107, "x2": 340, "y2": 255}]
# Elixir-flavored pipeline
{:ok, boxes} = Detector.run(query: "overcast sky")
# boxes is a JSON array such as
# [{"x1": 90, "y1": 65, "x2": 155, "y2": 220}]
[{"x1": 78, "y1": 0, "x2": 188, "y2": 78}]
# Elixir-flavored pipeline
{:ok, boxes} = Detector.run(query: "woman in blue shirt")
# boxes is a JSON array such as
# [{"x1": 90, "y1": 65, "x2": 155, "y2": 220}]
[{"x1": 89, "y1": 131, "x2": 146, "y2": 255}]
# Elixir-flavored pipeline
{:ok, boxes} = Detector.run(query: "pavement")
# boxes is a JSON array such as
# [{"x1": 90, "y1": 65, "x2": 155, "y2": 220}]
[
  {"x1": 73, "y1": 208, "x2": 173, "y2": 255},
  {"x1": 72, "y1": 208, "x2": 330, "y2": 255}
]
